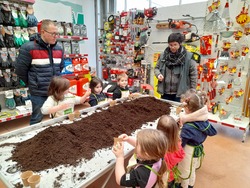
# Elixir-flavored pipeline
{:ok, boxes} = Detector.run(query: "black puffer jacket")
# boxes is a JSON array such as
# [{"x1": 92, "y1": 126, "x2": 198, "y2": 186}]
[{"x1": 15, "y1": 33, "x2": 63, "y2": 96}]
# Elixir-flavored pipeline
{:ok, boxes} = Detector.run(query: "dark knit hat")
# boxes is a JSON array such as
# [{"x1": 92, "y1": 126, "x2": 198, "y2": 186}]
[{"x1": 168, "y1": 33, "x2": 184, "y2": 44}]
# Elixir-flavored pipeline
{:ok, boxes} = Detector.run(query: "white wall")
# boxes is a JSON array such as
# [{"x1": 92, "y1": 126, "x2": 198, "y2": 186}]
[
  {"x1": 33, "y1": 1, "x2": 72, "y2": 22},
  {"x1": 147, "y1": 2, "x2": 208, "y2": 53},
  {"x1": 33, "y1": 0, "x2": 96, "y2": 68},
  {"x1": 77, "y1": 0, "x2": 96, "y2": 69}
]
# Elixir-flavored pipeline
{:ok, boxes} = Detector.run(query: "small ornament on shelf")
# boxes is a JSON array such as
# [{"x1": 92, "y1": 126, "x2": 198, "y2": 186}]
[{"x1": 219, "y1": 108, "x2": 231, "y2": 120}]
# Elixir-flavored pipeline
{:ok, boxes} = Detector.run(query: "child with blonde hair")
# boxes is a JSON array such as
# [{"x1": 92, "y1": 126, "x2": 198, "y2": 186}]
[
  {"x1": 113, "y1": 129, "x2": 168, "y2": 188},
  {"x1": 112, "y1": 73, "x2": 130, "y2": 100},
  {"x1": 157, "y1": 115, "x2": 185, "y2": 188},
  {"x1": 177, "y1": 90, "x2": 217, "y2": 188},
  {"x1": 41, "y1": 76, "x2": 91, "y2": 118}
]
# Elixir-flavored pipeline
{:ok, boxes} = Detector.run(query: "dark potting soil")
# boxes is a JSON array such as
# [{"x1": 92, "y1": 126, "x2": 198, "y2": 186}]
[{"x1": 10, "y1": 97, "x2": 171, "y2": 172}]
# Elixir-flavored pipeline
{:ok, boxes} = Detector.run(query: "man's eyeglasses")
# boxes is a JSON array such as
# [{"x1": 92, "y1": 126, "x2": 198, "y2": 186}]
[{"x1": 44, "y1": 30, "x2": 59, "y2": 37}]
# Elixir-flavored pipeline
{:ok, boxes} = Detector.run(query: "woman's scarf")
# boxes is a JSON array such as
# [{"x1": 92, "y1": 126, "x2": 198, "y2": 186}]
[{"x1": 164, "y1": 46, "x2": 187, "y2": 69}]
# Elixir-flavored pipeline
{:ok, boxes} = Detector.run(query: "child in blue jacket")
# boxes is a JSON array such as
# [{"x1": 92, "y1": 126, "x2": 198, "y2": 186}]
[{"x1": 177, "y1": 90, "x2": 217, "y2": 188}]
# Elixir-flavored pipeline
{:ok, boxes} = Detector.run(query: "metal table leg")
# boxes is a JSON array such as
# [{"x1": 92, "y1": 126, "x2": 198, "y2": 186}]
[{"x1": 101, "y1": 167, "x2": 115, "y2": 188}]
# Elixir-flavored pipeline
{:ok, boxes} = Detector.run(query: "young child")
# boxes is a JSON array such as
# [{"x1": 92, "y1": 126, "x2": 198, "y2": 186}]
[
  {"x1": 113, "y1": 129, "x2": 168, "y2": 188},
  {"x1": 89, "y1": 77, "x2": 108, "y2": 106},
  {"x1": 157, "y1": 115, "x2": 185, "y2": 188},
  {"x1": 41, "y1": 76, "x2": 91, "y2": 118},
  {"x1": 112, "y1": 73, "x2": 130, "y2": 100},
  {"x1": 177, "y1": 90, "x2": 217, "y2": 188},
  {"x1": 179, "y1": 90, "x2": 208, "y2": 126}
]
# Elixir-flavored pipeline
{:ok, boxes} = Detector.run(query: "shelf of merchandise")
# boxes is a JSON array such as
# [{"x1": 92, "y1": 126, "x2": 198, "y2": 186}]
[
  {"x1": 61, "y1": 71, "x2": 90, "y2": 79},
  {"x1": 61, "y1": 37, "x2": 89, "y2": 80},
  {"x1": 0, "y1": 108, "x2": 32, "y2": 123},
  {"x1": 208, "y1": 113, "x2": 250, "y2": 143},
  {"x1": 57, "y1": 36, "x2": 88, "y2": 42},
  {"x1": 0, "y1": 88, "x2": 30, "y2": 123},
  {"x1": 0, "y1": 88, "x2": 28, "y2": 95},
  {"x1": 60, "y1": 35, "x2": 90, "y2": 80},
  {"x1": 0, "y1": 1, "x2": 35, "y2": 124},
  {"x1": 64, "y1": 54, "x2": 88, "y2": 58}
]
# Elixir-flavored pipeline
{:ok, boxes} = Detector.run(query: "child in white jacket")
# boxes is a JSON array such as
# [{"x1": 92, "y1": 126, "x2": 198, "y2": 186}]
[{"x1": 41, "y1": 76, "x2": 91, "y2": 118}]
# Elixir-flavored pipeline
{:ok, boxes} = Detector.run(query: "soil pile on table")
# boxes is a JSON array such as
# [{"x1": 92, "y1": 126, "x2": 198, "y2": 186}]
[{"x1": 11, "y1": 97, "x2": 171, "y2": 171}]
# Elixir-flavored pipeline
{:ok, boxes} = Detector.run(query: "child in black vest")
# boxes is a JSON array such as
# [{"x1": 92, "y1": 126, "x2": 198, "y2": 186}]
[
  {"x1": 113, "y1": 73, "x2": 130, "y2": 100},
  {"x1": 89, "y1": 77, "x2": 109, "y2": 106}
]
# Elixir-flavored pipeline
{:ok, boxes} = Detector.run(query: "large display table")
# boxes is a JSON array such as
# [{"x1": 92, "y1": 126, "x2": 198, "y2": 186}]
[{"x1": 0, "y1": 97, "x2": 163, "y2": 188}]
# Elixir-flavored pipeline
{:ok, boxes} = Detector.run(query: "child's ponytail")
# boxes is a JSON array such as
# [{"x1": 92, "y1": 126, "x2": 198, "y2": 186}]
[{"x1": 156, "y1": 159, "x2": 168, "y2": 188}]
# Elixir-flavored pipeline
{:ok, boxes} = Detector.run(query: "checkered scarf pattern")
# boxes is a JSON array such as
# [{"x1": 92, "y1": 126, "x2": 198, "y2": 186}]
[{"x1": 164, "y1": 46, "x2": 187, "y2": 69}]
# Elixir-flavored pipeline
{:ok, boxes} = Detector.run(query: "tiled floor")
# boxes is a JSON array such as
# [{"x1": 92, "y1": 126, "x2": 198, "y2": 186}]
[
  {"x1": 0, "y1": 106, "x2": 250, "y2": 188},
  {"x1": 195, "y1": 123, "x2": 250, "y2": 188}
]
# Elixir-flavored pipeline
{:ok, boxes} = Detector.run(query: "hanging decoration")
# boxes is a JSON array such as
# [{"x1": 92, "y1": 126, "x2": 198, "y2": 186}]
[
  {"x1": 205, "y1": 5, "x2": 226, "y2": 32},
  {"x1": 235, "y1": 1, "x2": 250, "y2": 26}
]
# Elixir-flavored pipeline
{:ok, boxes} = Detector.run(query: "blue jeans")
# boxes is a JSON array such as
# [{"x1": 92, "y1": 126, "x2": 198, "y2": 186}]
[
  {"x1": 161, "y1": 93, "x2": 180, "y2": 102},
  {"x1": 30, "y1": 95, "x2": 48, "y2": 125}
]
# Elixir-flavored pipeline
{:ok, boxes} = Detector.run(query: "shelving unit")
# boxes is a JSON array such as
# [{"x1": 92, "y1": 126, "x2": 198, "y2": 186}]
[
  {"x1": 202, "y1": 0, "x2": 250, "y2": 142},
  {"x1": 98, "y1": 10, "x2": 151, "y2": 89},
  {"x1": 64, "y1": 54, "x2": 88, "y2": 58},
  {"x1": 208, "y1": 113, "x2": 249, "y2": 142},
  {"x1": 57, "y1": 35, "x2": 88, "y2": 42},
  {"x1": 0, "y1": 110, "x2": 31, "y2": 123},
  {"x1": 0, "y1": 0, "x2": 36, "y2": 123},
  {"x1": 59, "y1": 34, "x2": 90, "y2": 97},
  {"x1": 0, "y1": 87, "x2": 31, "y2": 123},
  {"x1": 0, "y1": 26, "x2": 89, "y2": 124},
  {"x1": 59, "y1": 35, "x2": 89, "y2": 74}
]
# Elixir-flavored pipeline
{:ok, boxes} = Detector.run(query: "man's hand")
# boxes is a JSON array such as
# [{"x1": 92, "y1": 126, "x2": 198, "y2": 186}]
[{"x1": 158, "y1": 74, "x2": 164, "y2": 81}]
